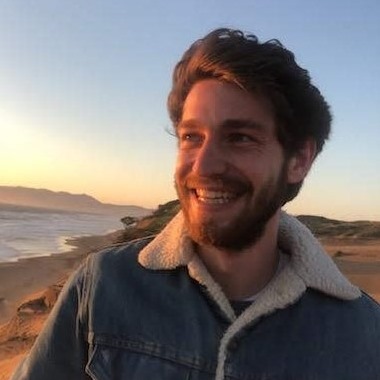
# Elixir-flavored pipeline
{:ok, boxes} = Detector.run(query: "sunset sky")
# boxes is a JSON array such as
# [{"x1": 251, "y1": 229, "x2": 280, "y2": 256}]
[{"x1": 0, "y1": 1, "x2": 379, "y2": 220}]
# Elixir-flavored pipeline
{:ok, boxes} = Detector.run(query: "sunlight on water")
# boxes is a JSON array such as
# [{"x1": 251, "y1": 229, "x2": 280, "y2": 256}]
[{"x1": 0, "y1": 205, "x2": 123, "y2": 262}]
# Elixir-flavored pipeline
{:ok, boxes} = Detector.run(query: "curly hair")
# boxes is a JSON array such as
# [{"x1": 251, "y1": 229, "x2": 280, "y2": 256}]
[{"x1": 167, "y1": 28, "x2": 332, "y2": 202}]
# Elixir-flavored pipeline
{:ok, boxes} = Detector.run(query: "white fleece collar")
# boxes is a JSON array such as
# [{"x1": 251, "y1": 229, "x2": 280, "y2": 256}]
[{"x1": 138, "y1": 210, "x2": 359, "y2": 306}]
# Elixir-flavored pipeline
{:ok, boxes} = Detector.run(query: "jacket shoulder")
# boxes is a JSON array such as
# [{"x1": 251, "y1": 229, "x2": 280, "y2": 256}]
[
  {"x1": 88, "y1": 236, "x2": 154, "y2": 270},
  {"x1": 304, "y1": 288, "x2": 380, "y2": 315},
  {"x1": 301, "y1": 288, "x2": 380, "y2": 338},
  {"x1": 358, "y1": 291, "x2": 380, "y2": 316}
]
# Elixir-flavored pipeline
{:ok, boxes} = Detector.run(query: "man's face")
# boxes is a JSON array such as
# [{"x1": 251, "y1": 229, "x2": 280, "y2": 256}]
[{"x1": 175, "y1": 79, "x2": 289, "y2": 251}]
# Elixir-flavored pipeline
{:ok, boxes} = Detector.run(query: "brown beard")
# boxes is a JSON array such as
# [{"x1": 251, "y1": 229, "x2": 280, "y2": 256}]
[{"x1": 176, "y1": 162, "x2": 288, "y2": 252}]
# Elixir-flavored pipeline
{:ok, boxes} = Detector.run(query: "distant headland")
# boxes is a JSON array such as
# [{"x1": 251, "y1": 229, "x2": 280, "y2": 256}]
[{"x1": 0, "y1": 186, "x2": 152, "y2": 217}]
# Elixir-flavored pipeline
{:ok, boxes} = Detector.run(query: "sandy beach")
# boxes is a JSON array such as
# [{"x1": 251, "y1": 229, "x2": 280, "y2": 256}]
[
  {"x1": 0, "y1": 230, "x2": 124, "y2": 379},
  {"x1": 0, "y1": 230, "x2": 122, "y2": 325},
  {"x1": 321, "y1": 238, "x2": 380, "y2": 302}
]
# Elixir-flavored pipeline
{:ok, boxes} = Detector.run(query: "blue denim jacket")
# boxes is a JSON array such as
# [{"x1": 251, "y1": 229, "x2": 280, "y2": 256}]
[{"x1": 11, "y1": 212, "x2": 380, "y2": 379}]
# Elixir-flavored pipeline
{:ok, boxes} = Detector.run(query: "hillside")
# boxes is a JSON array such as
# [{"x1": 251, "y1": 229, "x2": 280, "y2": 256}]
[
  {"x1": 297, "y1": 215, "x2": 380, "y2": 239},
  {"x1": 118, "y1": 203, "x2": 380, "y2": 243},
  {"x1": 0, "y1": 186, "x2": 151, "y2": 217},
  {"x1": 117, "y1": 199, "x2": 181, "y2": 242}
]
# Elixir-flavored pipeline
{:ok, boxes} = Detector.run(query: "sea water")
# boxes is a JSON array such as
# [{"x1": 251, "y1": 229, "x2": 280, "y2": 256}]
[{"x1": 0, "y1": 204, "x2": 124, "y2": 262}]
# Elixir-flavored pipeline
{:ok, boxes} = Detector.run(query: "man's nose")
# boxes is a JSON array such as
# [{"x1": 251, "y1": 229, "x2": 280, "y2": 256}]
[{"x1": 192, "y1": 139, "x2": 226, "y2": 176}]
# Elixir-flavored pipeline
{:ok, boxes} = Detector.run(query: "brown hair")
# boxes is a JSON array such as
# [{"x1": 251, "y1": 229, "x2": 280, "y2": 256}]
[{"x1": 167, "y1": 28, "x2": 332, "y2": 202}]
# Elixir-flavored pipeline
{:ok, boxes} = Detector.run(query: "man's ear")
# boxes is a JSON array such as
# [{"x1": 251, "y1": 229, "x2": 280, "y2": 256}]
[{"x1": 287, "y1": 139, "x2": 317, "y2": 184}]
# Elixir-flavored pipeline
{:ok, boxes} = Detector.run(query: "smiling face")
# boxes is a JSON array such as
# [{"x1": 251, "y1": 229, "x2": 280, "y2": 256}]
[{"x1": 175, "y1": 79, "x2": 292, "y2": 251}]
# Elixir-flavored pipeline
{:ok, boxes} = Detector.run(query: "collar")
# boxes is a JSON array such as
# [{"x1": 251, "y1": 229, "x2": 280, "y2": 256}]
[{"x1": 138, "y1": 211, "x2": 360, "y2": 321}]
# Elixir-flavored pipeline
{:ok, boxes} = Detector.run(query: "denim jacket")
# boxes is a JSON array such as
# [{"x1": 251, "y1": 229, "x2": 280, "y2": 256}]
[{"x1": 11, "y1": 212, "x2": 380, "y2": 379}]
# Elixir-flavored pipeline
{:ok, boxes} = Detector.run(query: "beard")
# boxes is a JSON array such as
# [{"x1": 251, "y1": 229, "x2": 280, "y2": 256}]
[{"x1": 176, "y1": 163, "x2": 288, "y2": 252}]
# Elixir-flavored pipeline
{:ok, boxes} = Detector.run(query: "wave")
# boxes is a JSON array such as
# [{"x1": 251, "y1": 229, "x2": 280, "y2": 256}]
[
  {"x1": 0, "y1": 241, "x2": 22, "y2": 262},
  {"x1": 0, "y1": 208, "x2": 123, "y2": 262}
]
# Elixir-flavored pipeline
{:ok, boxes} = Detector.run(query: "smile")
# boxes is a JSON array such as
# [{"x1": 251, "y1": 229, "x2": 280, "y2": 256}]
[{"x1": 194, "y1": 189, "x2": 238, "y2": 204}]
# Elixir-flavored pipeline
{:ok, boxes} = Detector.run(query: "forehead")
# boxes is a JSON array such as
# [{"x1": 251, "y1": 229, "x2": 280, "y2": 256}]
[{"x1": 181, "y1": 79, "x2": 276, "y2": 132}]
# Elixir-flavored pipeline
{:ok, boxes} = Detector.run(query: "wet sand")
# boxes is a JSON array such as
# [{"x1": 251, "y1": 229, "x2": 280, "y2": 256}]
[{"x1": 0, "y1": 231, "x2": 122, "y2": 325}]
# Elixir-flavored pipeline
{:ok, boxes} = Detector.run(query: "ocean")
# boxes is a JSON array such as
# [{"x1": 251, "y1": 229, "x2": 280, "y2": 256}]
[{"x1": 0, "y1": 204, "x2": 124, "y2": 263}]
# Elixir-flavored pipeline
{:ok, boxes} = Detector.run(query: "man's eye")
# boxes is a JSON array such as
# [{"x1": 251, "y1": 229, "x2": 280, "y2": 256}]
[
  {"x1": 228, "y1": 133, "x2": 254, "y2": 143},
  {"x1": 183, "y1": 134, "x2": 196, "y2": 141},
  {"x1": 178, "y1": 133, "x2": 203, "y2": 146}
]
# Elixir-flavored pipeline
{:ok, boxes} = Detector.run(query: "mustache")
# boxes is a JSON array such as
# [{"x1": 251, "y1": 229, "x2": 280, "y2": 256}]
[{"x1": 184, "y1": 175, "x2": 251, "y2": 193}]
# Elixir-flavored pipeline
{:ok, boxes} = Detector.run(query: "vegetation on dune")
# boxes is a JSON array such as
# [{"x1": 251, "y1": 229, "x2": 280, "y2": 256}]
[
  {"x1": 297, "y1": 215, "x2": 380, "y2": 239},
  {"x1": 117, "y1": 201, "x2": 380, "y2": 243},
  {"x1": 119, "y1": 202, "x2": 380, "y2": 243},
  {"x1": 117, "y1": 200, "x2": 181, "y2": 243}
]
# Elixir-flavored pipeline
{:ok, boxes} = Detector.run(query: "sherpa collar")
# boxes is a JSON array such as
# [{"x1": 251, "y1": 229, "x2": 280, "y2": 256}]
[{"x1": 138, "y1": 211, "x2": 359, "y2": 308}]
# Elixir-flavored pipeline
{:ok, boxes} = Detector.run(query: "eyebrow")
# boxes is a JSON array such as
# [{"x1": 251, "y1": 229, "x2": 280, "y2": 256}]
[
  {"x1": 177, "y1": 119, "x2": 266, "y2": 132},
  {"x1": 220, "y1": 119, "x2": 266, "y2": 132}
]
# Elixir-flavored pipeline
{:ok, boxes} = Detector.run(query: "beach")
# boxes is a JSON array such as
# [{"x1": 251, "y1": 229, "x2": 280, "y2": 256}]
[
  {"x1": 0, "y1": 230, "x2": 122, "y2": 325},
  {"x1": 0, "y1": 229, "x2": 125, "y2": 380},
  {"x1": 321, "y1": 237, "x2": 380, "y2": 302}
]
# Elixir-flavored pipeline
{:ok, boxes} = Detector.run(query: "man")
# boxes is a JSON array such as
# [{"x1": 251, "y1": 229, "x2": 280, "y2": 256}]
[{"x1": 12, "y1": 28, "x2": 380, "y2": 380}]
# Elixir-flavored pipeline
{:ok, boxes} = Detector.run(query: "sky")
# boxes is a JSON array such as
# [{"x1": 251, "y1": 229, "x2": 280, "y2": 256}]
[{"x1": 0, "y1": 0, "x2": 379, "y2": 220}]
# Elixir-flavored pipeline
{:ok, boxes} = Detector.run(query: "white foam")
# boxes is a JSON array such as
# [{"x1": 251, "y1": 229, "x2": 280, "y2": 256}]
[
  {"x1": 0, "y1": 207, "x2": 123, "y2": 262},
  {"x1": 0, "y1": 241, "x2": 21, "y2": 262}
]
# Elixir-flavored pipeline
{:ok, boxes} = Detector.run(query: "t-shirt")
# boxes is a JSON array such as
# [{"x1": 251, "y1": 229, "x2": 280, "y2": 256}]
[{"x1": 229, "y1": 250, "x2": 288, "y2": 317}]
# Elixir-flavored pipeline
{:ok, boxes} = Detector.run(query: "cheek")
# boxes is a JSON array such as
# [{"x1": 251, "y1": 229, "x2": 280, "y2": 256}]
[
  {"x1": 235, "y1": 156, "x2": 284, "y2": 186},
  {"x1": 232, "y1": 156, "x2": 264, "y2": 179},
  {"x1": 251, "y1": 149, "x2": 285, "y2": 178},
  {"x1": 175, "y1": 153, "x2": 192, "y2": 181}
]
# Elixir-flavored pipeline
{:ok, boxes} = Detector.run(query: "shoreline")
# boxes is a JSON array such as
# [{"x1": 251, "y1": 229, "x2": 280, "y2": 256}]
[{"x1": 0, "y1": 230, "x2": 123, "y2": 325}]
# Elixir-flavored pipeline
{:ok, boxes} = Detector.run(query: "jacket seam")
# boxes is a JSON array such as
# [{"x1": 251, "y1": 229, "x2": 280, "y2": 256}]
[{"x1": 91, "y1": 334, "x2": 216, "y2": 373}]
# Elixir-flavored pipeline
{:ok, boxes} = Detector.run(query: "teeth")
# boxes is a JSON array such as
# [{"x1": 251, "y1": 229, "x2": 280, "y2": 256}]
[{"x1": 195, "y1": 189, "x2": 236, "y2": 204}]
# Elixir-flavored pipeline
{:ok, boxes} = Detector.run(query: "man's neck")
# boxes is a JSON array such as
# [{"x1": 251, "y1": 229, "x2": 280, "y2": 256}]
[{"x1": 195, "y1": 212, "x2": 281, "y2": 301}]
